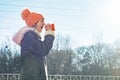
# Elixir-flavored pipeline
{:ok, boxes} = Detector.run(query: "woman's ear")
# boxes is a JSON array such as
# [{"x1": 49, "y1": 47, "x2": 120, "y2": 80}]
[{"x1": 32, "y1": 23, "x2": 37, "y2": 27}]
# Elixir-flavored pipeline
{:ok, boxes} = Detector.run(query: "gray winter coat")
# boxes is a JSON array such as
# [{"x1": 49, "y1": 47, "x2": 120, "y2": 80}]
[{"x1": 20, "y1": 30, "x2": 54, "y2": 80}]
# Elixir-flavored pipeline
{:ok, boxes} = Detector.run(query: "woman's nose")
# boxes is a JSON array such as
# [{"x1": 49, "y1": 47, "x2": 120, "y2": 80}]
[{"x1": 43, "y1": 22, "x2": 46, "y2": 25}]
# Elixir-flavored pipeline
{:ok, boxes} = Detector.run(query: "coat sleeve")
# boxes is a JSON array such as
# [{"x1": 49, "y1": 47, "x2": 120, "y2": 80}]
[{"x1": 21, "y1": 31, "x2": 54, "y2": 56}]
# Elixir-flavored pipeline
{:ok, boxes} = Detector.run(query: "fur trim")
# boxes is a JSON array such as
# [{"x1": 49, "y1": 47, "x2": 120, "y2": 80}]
[
  {"x1": 33, "y1": 29, "x2": 41, "y2": 38},
  {"x1": 44, "y1": 30, "x2": 55, "y2": 37}
]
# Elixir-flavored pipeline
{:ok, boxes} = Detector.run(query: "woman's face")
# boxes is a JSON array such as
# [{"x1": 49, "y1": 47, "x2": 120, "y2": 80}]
[{"x1": 35, "y1": 19, "x2": 45, "y2": 32}]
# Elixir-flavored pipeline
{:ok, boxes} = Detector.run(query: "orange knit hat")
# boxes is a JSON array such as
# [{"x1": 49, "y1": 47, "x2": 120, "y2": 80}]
[{"x1": 21, "y1": 8, "x2": 44, "y2": 27}]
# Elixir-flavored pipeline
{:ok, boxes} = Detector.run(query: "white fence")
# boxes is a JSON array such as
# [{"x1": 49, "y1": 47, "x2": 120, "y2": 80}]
[{"x1": 0, "y1": 74, "x2": 120, "y2": 80}]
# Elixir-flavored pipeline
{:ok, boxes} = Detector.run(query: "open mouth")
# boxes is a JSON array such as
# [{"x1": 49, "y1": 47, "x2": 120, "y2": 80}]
[{"x1": 41, "y1": 26, "x2": 43, "y2": 29}]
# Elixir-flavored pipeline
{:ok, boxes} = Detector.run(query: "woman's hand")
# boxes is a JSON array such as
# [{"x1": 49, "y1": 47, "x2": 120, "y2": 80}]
[{"x1": 45, "y1": 24, "x2": 51, "y2": 31}]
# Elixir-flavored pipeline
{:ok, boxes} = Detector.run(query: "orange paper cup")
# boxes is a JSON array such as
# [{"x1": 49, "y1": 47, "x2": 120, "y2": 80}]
[{"x1": 50, "y1": 24, "x2": 55, "y2": 31}]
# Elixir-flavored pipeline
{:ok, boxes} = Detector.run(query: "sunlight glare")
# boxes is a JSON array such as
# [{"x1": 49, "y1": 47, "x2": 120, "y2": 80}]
[{"x1": 105, "y1": 0, "x2": 120, "y2": 32}]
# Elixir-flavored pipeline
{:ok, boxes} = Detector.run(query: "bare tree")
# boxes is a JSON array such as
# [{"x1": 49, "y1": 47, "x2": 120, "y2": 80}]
[
  {"x1": 47, "y1": 33, "x2": 75, "y2": 74},
  {"x1": 0, "y1": 39, "x2": 21, "y2": 73},
  {"x1": 52, "y1": 33, "x2": 71, "y2": 50}
]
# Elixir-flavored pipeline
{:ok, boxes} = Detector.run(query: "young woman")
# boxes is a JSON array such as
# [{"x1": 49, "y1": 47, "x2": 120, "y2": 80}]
[{"x1": 13, "y1": 8, "x2": 55, "y2": 80}]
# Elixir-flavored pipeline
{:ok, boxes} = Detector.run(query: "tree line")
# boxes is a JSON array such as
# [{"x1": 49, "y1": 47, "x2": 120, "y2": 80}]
[{"x1": 0, "y1": 34, "x2": 120, "y2": 75}]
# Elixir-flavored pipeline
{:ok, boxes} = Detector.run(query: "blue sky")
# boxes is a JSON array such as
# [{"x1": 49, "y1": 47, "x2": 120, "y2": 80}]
[{"x1": 0, "y1": 0, "x2": 120, "y2": 48}]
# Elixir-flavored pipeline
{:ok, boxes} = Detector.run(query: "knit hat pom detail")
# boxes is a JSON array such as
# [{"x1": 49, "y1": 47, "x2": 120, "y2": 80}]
[
  {"x1": 21, "y1": 9, "x2": 31, "y2": 20},
  {"x1": 21, "y1": 8, "x2": 44, "y2": 27}
]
